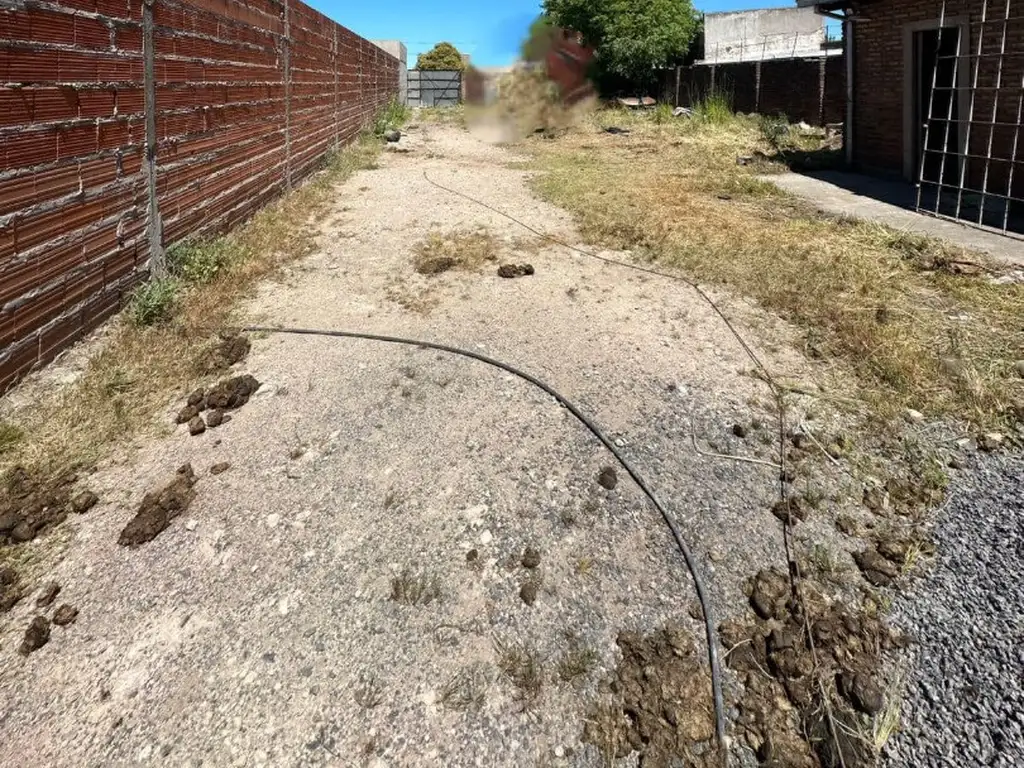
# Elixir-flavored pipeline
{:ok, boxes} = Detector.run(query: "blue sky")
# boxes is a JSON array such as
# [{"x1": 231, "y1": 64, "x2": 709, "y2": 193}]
[{"x1": 304, "y1": 1, "x2": 804, "y2": 68}]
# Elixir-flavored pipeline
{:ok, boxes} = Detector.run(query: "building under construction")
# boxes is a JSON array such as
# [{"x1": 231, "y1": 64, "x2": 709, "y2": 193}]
[{"x1": 802, "y1": 0, "x2": 1024, "y2": 236}]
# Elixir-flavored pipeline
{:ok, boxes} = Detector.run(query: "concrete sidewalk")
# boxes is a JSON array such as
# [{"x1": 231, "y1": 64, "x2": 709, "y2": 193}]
[{"x1": 766, "y1": 171, "x2": 1024, "y2": 267}]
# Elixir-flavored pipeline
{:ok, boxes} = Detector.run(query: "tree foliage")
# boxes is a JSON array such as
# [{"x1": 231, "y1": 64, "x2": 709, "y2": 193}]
[
  {"x1": 520, "y1": 14, "x2": 557, "y2": 62},
  {"x1": 416, "y1": 41, "x2": 465, "y2": 71},
  {"x1": 543, "y1": 0, "x2": 700, "y2": 87}
]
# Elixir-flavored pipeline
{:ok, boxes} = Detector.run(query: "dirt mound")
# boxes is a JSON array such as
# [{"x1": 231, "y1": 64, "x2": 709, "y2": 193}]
[
  {"x1": 0, "y1": 468, "x2": 82, "y2": 547},
  {"x1": 0, "y1": 565, "x2": 23, "y2": 612},
  {"x1": 176, "y1": 374, "x2": 259, "y2": 434},
  {"x1": 723, "y1": 569, "x2": 905, "y2": 767},
  {"x1": 583, "y1": 624, "x2": 716, "y2": 766},
  {"x1": 19, "y1": 615, "x2": 50, "y2": 655},
  {"x1": 118, "y1": 464, "x2": 197, "y2": 547},
  {"x1": 497, "y1": 263, "x2": 535, "y2": 278},
  {"x1": 199, "y1": 333, "x2": 250, "y2": 374}
]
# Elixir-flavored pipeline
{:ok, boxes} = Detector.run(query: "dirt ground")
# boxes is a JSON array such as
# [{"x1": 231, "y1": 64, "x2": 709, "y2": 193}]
[{"x1": 0, "y1": 121, "x2": 873, "y2": 766}]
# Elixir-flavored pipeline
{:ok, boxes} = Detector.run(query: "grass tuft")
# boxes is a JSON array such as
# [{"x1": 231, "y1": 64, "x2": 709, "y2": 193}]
[
  {"x1": 389, "y1": 568, "x2": 442, "y2": 605},
  {"x1": 412, "y1": 228, "x2": 501, "y2": 274},
  {"x1": 494, "y1": 637, "x2": 544, "y2": 705},
  {"x1": 127, "y1": 278, "x2": 179, "y2": 327}
]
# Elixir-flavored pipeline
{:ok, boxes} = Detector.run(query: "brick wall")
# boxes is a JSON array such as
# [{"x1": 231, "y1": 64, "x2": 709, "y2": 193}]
[
  {"x1": 663, "y1": 56, "x2": 845, "y2": 126},
  {"x1": 0, "y1": 0, "x2": 399, "y2": 391},
  {"x1": 852, "y1": 0, "x2": 1024, "y2": 201}
]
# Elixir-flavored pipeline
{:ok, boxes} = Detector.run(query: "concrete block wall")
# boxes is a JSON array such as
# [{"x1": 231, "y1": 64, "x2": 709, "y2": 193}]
[
  {"x1": 703, "y1": 6, "x2": 829, "y2": 64},
  {"x1": 0, "y1": 0, "x2": 399, "y2": 391}
]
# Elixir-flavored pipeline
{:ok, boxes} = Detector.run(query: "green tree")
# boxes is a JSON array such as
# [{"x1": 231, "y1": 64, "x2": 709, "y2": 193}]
[
  {"x1": 416, "y1": 42, "x2": 465, "y2": 71},
  {"x1": 520, "y1": 14, "x2": 557, "y2": 62},
  {"x1": 543, "y1": 0, "x2": 701, "y2": 92}
]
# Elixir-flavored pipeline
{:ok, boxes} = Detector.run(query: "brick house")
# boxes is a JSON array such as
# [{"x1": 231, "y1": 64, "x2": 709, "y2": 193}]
[{"x1": 800, "y1": 0, "x2": 1023, "y2": 229}]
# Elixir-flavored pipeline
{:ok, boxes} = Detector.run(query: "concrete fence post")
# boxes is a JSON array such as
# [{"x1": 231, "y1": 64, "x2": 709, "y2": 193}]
[
  {"x1": 818, "y1": 56, "x2": 826, "y2": 127},
  {"x1": 282, "y1": 0, "x2": 291, "y2": 190},
  {"x1": 142, "y1": 0, "x2": 164, "y2": 277},
  {"x1": 675, "y1": 66, "x2": 681, "y2": 106}
]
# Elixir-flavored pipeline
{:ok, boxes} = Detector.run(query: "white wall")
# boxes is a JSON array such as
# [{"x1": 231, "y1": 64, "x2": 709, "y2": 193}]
[
  {"x1": 703, "y1": 7, "x2": 828, "y2": 63},
  {"x1": 372, "y1": 40, "x2": 408, "y2": 104}
]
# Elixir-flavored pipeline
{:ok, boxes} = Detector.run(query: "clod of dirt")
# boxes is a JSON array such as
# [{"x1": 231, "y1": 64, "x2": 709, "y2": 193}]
[
  {"x1": 70, "y1": 490, "x2": 98, "y2": 514},
  {"x1": 852, "y1": 548, "x2": 899, "y2": 587},
  {"x1": 732, "y1": 423, "x2": 748, "y2": 438},
  {"x1": 875, "y1": 538, "x2": 910, "y2": 564},
  {"x1": 200, "y1": 334, "x2": 251, "y2": 374},
  {"x1": 36, "y1": 581, "x2": 60, "y2": 608},
  {"x1": 597, "y1": 466, "x2": 618, "y2": 490},
  {"x1": 835, "y1": 514, "x2": 861, "y2": 536},
  {"x1": 748, "y1": 568, "x2": 791, "y2": 621},
  {"x1": 497, "y1": 263, "x2": 535, "y2": 278},
  {"x1": 19, "y1": 616, "x2": 51, "y2": 655},
  {"x1": 863, "y1": 486, "x2": 887, "y2": 512},
  {"x1": 416, "y1": 256, "x2": 457, "y2": 275},
  {"x1": 583, "y1": 625, "x2": 715, "y2": 764},
  {"x1": 205, "y1": 409, "x2": 225, "y2": 428},
  {"x1": 521, "y1": 547, "x2": 541, "y2": 569},
  {"x1": 519, "y1": 581, "x2": 538, "y2": 606},
  {"x1": 0, "y1": 467, "x2": 76, "y2": 546},
  {"x1": 186, "y1": 388, "x2": 207, "y2": 409},
  {"x1": 1, "y1": 566, "x2": 24, "y2": 612},
  {"x1": 383, "y1": 129, "x2": 401, "y2": 142},
  {"x1": 52, "y1": 604, "x2": 79, "y2": 626},
  {"x1": 118, "y1": 464, "x2": 197, "y2": 548},
  {"x1": 188, "y1": 416, "x2": 206, "y2": 436},
  {"x1": 204, "y1": 374, "x2": 260, "y2": 410},
  {"x1": 837, "y1": 671, "x2": 884, "y2": 715},
  {"x1": 466, "y1": 548, "x2": 479, "y2": 563},
  {"x1": 210, "y1": 462, "x2": 231, "y2": 476},
  {"x1": 176, "y1": 405, "x2": 199, "y2": 424},
  {"x1": 771, "y1": 497, "x2": 806, "y2": 524}
]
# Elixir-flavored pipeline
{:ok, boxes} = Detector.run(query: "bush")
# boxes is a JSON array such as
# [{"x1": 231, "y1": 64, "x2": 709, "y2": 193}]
[
  {"x1": 166, "y1": 238, "x2": 236, "y2": 285},
  {"x1": 128, "y1": 278, "x2": 179, "y2": 326},
  {"x1": 373, "y1": 98, "x2": 410, "y2": 137},
  {"x1": 692, "y1": 89, "x2": 733, "y2": 124},
  {"x1": 416, "y1": 42, "x2": 464, "y2": 71}
]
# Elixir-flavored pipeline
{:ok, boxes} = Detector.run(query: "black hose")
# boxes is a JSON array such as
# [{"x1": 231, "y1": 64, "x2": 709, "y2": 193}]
[{"x1": 242, "y1": 324, "x2": 728, "y2": 752}]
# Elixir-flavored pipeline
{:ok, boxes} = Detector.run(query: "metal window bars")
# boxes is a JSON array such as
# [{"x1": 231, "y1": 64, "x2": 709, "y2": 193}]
[{"x1": 915, "y1": 0, "x2": 1024, "y2": 237}]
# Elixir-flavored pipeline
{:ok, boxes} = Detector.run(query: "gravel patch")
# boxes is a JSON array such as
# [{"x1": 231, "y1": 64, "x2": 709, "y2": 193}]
[{"x1": 884, "y1": 451, "x2": 1024, "y2": 768}]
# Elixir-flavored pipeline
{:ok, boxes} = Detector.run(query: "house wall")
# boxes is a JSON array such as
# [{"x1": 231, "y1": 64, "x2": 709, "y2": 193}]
[
  {"x1": 852, "y1": 0, "x2": 1024, "y2": 201},
  {"x1": 703, "y1": 7, "x2": 829, "y2": 63},
  {"x1": 0, "y1": 0, "x2": 399, "y2": 392}
]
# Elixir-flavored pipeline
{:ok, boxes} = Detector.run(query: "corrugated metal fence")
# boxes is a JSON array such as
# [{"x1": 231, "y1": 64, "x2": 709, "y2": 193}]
[{"x1": 407, "y1": 70, "x2": 462, "y2": 107}]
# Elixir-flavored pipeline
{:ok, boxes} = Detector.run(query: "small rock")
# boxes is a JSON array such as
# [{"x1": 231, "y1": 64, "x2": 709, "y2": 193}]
[
  {"x1": 948, "y1": 454, "x2": 965, "y2": 470},
  {"x1": 187, "y1": 388, "x2": 207, "y2": 408},
  {"x1": 597, "y1": 466, "x2": 618, "y2": 490},
  {"x1": 71, "y1": 491, "x2": 99, "y2": 514},
  {"x1": 852, "y1": 548, "x2": 900, "y2": 587},
  {"x1": 210, "y1": 462, "x2": 231, "y2": 475},
  {"x1": 1, "y1": 566, "x2": 25, "y2": 612},
  {"x1": 36, "y1": 582, "x2": 60, "y2": 608},
  {"x1": 184, "y1": 519, "x2": 198, "y2": 531},
  {"x1": 519, "y1": 582, "x2": 538, "y2": 606},
  {"x1": 188, "y1": 416, "x2": 206, "y2": 436},
  {"x1": 176, "y1": 405, "x2": 199, "y2": 424},
  {"x1": 708, "y1": 549, "x2": 725, "y2": 563},
  {"x1": 465, "y1": 549, "x2": 479, "y2": 563},
  {"x1": 479, "y1": 530, "x2": 493, "y2": 545},
  {"x1": 839, "y1": 672, "x2": 885, "y2": 715},
  {"x1": 978, "y1": 432, "x2": 1004, "y2": 452},
  {"x1": 266, "y1": 514, "x2": 281, "y2": 529},
  {"x1": 205, "y1": 409, "x2": 225, "y2": 428},
  {"x1": 52, "y1": 604, "x2": 78, "y2": 626},
  {"x1": 11, "y1": 521, "x2": 36, "y2": 542},
  {"x1": 521, "y1": 547, "x2": 541, "y2": 569},
  {"x1": 383, "y1": 129, "x2": 401, "y2": 142},
  {"x1": 732, "y1": 423, "x2": 748, "y2": 438},
  {"x1": 905, "y1": 408, "x2": 925, "y2": 424},
  {"x1": 863, "y1": 486, "x2": 888, "y2": 512},
  {"x1": 19, "y1": 616, "x2": 51, "y2": 655},
  {"x1": 771, "y1": 498, "x2": 805, "y2": 524}
]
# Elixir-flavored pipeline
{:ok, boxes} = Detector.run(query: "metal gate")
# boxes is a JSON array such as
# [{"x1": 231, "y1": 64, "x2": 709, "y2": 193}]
[{"x1": 407, "y1": 69, "x2": 462, "y2": 107}]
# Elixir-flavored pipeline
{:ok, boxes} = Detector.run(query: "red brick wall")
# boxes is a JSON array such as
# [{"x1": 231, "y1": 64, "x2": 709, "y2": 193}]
[
  {"x1": 0, "y1": 0, "x2": 398, "y2": 391},
  {"x1": 852, "y1": 0, "x2": 1024, "y2": 199}
]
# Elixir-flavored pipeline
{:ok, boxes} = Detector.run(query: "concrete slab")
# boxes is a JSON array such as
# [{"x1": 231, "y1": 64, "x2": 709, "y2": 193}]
[{"x1": 765, "y1": 170, "x2": 1024, "y2": 267}]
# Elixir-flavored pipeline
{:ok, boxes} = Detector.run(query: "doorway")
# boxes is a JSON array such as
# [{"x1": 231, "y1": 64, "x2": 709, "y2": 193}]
[{"x1": 913, "y1": 26, "x2": 962, "y2": 187}]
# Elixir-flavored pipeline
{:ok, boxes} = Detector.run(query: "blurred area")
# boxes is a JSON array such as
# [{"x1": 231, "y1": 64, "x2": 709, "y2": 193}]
[{"x1": 463, "y1": 21, "x2": 597, "y2": 143}]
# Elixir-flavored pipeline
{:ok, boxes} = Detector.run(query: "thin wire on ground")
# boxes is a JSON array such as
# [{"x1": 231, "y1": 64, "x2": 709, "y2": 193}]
[
  {"x1": 421, "y1": 168, "x2": 850, "y2": 765},
  {"x1": 241, "y1": 324, "x2": 728, "y2": 756}
]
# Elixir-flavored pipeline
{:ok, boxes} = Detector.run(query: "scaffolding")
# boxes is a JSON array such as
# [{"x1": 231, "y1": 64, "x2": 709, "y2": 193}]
[{"x1": 915, "y1": 0, "x2": 1024, "y2": 237}]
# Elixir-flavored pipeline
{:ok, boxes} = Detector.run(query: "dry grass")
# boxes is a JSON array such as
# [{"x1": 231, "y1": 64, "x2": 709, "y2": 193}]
[
  {"x1": 0, "y1": 134, "x2": 384, "y2": 485},
  {"x1": 412, "y1": 227, "x2": 501, "y2": 274},
  {"x1": 494, "y1": 636, "x2": 545, "y2": 706},
  {"x1": 557, "y1": 639, "x2": 599, "y2": 683},
  {"x1": 523, "y1": 109, "x2": 1024, "y2": 429},
  {"x1": 440, "y1": 662, "x2": 492, "y2": 711},
  {"x1": 389, "y1": 568, "x2": 442, "y2": 606}
]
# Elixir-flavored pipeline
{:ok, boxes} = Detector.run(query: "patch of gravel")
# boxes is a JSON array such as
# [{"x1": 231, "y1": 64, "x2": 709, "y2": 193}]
[{"x1": 883, "y1": 451, "x2": 1024, "y2": 768}]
